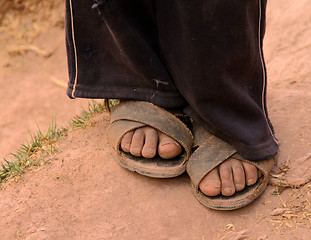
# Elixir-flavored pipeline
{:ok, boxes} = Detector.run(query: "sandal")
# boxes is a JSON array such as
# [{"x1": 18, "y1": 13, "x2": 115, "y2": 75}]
[
  {"x1": 107, "y1": 100, "x2": 193, "y2": 178},
  {"x1": 187, "y1": 121, "x2": 274, "y2": 210}
]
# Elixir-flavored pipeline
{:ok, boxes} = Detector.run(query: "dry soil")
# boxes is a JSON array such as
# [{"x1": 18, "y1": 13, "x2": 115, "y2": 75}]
[{"x1": 0, "y1": 1, "x2": 311, "y2": 239}]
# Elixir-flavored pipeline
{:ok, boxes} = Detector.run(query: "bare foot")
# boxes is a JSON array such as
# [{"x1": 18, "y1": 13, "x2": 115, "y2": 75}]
[
  {"x1": 199, "y1": 158, "x2": 259, "y2": 196},
  {"x1": 120, "y1": 126, "x2": 182, "y2": 159}
]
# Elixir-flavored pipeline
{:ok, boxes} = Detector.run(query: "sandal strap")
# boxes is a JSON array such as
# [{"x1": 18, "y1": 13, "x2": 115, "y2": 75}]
[
  {"x1": 188, "y1": 135, "x2": 237, "y2": 187},
  {"x1": 108, "y1": 101, "x2": 193, "y2": 157},
  {"x1": 108, "y1": 120, "x2": 146, "y2": 152},
  {"x1": 188, "y1": 121, "x2": 274, "y2": 187},
  {"x1": 187, "y1": 121, "x2": 275, "y2": 210}
]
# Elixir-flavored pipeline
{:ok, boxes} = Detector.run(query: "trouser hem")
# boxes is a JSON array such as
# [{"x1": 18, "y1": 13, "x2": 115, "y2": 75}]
[{"x1": 67, "y1": 84, "x2": 186, "y2": 108}]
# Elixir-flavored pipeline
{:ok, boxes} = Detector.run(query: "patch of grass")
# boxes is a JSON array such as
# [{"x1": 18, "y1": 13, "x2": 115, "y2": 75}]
[
  {"x1": 272, "y1": 181, "x2": 285, "y2": 195},
  {"x1": 71, "y1": 101, "x2": 105, "y2": 128},
  {"x1": 71, "y1": 99, "x2": 118, "y2": 128},
  {"x1": 0, "y1": 120, "x2": 64, "y2": 182},
  {"x1": 0, "y1": 100, "x2": 109, "y2": 185}
]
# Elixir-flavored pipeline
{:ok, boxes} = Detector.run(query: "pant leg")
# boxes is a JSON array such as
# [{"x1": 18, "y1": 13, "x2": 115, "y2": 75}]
[
  {"x1": 65, "y1": 0, "x2": 185, "y2": 108},
  {"x1": 154, "y1": 0, "x2": 279, "y2": 160},
  {"x1": 65, "y1": 0, "x2": 279, "y2": 161}
]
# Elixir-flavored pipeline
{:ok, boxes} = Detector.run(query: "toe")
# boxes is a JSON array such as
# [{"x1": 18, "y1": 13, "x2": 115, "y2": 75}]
[
  {"x1": 130, "y1": 128, "x2": 145, "y2": 157},
  {"x1": 219, "y1": 160, "x2": 236, "y2": 196},
  {"x1": 241, "y1": 161, "x2": 258, "y2": 186},
  {"x1": 158, "y1": 132, "x2": 182, "y2": 159},
  {"x1": 121, "y1": 131, "x2": 134, "y2": 152},
  {"x1": 199, "y1": 168, "x2": 221, "y2": 196},
  {"x1": 141, "y1": 127, "x2": 158, "y2": 158},
  {"x1": 231, "y1": 159, "x2": 246, "y2": 192}
]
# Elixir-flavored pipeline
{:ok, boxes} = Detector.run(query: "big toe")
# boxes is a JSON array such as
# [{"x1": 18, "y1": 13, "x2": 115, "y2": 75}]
[
  {"x1": 199, "y1": 169, "x2": 221, "y2": 196},
  {"x1": 157, "y1": 132, "x2": 182, "y2": 159}
]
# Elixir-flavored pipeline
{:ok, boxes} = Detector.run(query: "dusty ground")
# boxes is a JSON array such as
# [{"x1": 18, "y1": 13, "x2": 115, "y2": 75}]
[
  {"x1": 0, "y1": 0, "x2": 311, "y2": 239},
  {"x1": 0, "y1": 1, "x2": 90, "y2": 161}
]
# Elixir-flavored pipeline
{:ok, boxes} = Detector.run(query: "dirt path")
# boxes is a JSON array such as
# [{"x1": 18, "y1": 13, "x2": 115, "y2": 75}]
[
  {"x1": 1, "y1": 1, "x2": 311, "y2": 239},
  {"x1": 0, "y1": 2, "x2": 90, "y2": 161}
]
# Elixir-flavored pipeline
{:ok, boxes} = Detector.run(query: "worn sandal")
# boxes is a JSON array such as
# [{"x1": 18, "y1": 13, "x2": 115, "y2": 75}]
[
  {"x1": 187, "y1": 122, "x2": 274, "y2": 210},
  {"x1": 107, "y1": 101, "x2": 193, "y2": 178}
]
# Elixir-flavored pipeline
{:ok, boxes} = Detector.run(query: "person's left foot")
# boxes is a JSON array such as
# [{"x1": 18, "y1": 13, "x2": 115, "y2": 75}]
[{"x1": 198, "y1": 158, "x2": 259, "y2": 196}]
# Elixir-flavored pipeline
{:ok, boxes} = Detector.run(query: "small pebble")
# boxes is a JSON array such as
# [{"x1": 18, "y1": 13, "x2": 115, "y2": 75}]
[{"x1": 270, "y1": 208, "x2": 288, "y2": 216}]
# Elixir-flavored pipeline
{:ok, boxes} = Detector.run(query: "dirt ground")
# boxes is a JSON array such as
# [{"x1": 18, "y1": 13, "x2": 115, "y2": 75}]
[
  {"x1": 0, "y1": 0, "x2": 311, "y2": 239},
  {"x1": 0, "y1": 1, "x2": 90, "y2": 161}
]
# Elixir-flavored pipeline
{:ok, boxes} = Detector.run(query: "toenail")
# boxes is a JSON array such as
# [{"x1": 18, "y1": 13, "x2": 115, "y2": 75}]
[
  {"x1": 235, "y1": 184, "x2": 244, "y2": 190},
  {"x1": 223, "y1": 188, "x2": 234, "y2": 195},
  {"x1": 247, "y1": 178, "x2": 255, "y2": 185},
  {"x1": 131, "y1": 149, "x2": 141, "y2": 155},
  {"x1": 160, "y1": 142, "x2": 180, "y2": 147},
  {"x1": 144, "y1": 149, "x2": 154, "y2": 155},
  {"x1": 202, "y1": 181, "x2": 220, "y2": 188},
  {"x1": 123, "y1": 144, "x2": 130, "y2": 150}
]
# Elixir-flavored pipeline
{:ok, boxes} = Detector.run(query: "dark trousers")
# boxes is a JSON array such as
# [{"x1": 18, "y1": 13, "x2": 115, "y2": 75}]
[{"x1": 65, "y1": 0, "x2": 279, "y2": 161}]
